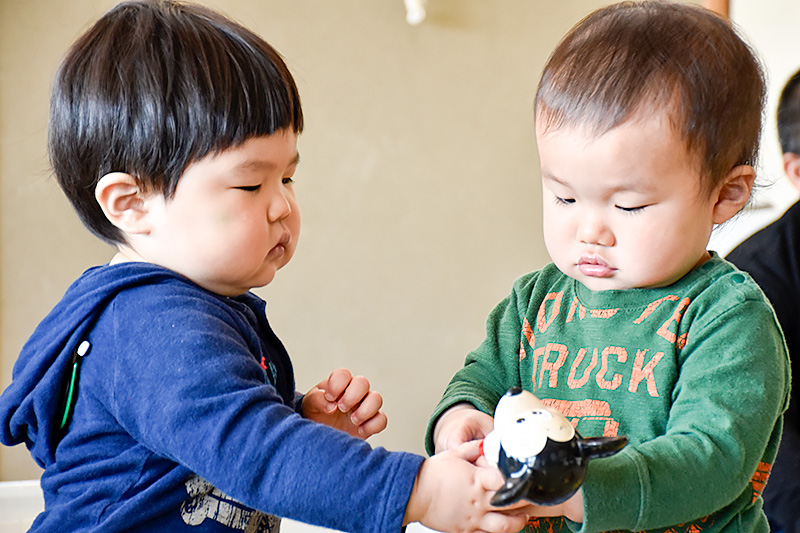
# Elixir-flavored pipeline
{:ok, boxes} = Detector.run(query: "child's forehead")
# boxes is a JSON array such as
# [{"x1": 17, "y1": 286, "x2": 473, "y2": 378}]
[
  {"x1": 536, "y1": 111, "x2": 707, "y2": 192},
  {"x1": 196, "y1": 133, "x2": 300, "y2": 164},
  {"x1": 535, "y1": 107, "x2": 698, "y2": 160}
]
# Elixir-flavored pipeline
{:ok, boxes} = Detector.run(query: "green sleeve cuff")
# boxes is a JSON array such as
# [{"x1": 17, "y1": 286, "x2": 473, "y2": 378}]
[{"x1": 578, "y1": 447, "x2": 645, "y2": 533}]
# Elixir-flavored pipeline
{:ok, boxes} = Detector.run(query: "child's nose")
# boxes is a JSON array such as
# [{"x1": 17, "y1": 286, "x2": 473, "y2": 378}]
[
  {"x1": 267, "y1": 189, "x2": 292, "y2": 222},
  {"x1": 577, "y1": 212, "x2": 615, "y2": 246}
]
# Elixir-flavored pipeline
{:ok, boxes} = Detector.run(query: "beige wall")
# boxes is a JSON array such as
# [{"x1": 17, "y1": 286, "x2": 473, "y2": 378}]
[{"x1": 4, "y1": 0, "x2": 796, "y2": 488}]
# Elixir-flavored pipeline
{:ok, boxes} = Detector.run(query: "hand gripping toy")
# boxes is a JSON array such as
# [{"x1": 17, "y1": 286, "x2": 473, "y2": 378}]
[{"x1": 482, "y1": 388, "x2": 628, "y2": 507}]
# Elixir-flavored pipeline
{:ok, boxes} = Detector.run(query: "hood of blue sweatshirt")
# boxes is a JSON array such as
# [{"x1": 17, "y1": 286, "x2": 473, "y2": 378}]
[{"x1": 0, "y1": 263, "x2": 190, "y2": 468}]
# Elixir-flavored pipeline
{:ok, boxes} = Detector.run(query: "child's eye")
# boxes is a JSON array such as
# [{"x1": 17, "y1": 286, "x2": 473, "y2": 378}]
[
  {"x1": 282, "y1": 177, "x2": 294, "y2": 185},
  {"x1": 616, "y1": 204, "x2": 648, "y2": 213},
  {"x1": 235, "y1": 185, "x2": 261, "y2": 192},
  {"x1": 554, "y1": 196, "x2": 575, "y2": 206}
]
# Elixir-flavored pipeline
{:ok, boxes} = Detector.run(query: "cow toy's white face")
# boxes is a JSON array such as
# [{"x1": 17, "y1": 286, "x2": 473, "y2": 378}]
[
  {"x1": 484, "y1": 388, "x2": 628, "y2": 507},
  {"x1": 483, "y1": 389, "x2": 575, "y2": 466}
]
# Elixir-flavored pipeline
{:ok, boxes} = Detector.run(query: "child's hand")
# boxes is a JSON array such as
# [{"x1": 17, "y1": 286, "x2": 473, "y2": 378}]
[
  {"x1": 404, "y1": 440, "x2": 529, "y2": 533},
  {"x1": 522, "y1": 489, "x2": 584, "y2": 523},
  {"x1": 302, "y1": 368, "x2": 387, "y2": 439},
  {"x1": 432, "y1": 403, "x2": 494, "y2": 453}
]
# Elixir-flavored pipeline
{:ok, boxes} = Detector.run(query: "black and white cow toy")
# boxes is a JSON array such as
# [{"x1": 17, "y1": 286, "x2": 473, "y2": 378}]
[{"x1": 482, "y1": 387, "x2": 628, "y2": 507}]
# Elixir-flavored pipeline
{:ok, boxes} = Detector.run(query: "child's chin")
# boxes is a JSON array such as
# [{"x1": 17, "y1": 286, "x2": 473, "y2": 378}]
[{"x1": 578, "y1": 276, "x2": 627, "y2": 292}]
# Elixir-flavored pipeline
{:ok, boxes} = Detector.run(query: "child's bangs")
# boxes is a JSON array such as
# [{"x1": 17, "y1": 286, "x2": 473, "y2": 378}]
[
  {"x1": 171, "y1": 13, "x2": 304, "y2": 163},
  {"x1": 534, "y1": 6, "x2": 678, "y2": 137}
]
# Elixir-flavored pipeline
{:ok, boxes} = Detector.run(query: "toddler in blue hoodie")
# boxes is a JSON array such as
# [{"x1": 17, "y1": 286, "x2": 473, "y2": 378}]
[{"x1": 0, "y1": 2, "x2": 529, "y2": 532}]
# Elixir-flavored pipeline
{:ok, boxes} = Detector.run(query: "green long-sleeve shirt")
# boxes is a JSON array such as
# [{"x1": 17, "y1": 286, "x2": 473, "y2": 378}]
[{"x1": 427, "y1": 255, "x2": 790, "y2": 533}]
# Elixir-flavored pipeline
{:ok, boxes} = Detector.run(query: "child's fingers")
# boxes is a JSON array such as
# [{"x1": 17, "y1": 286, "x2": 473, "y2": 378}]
[
  {"x1": 477, "y1": 510, "x2": 530, "y2": 533},
  {"x1": 333, "y1": 375, "x2": 371, "y2": 412},
  {"x1": 474, "y1": 454, "x2": 491, "y2": 468},
  {"x1": 451, "y1": 439, "x2": 484, "y2": 463},
  {"x1": 475, "y1": 461, "x2": 505, "y2": 493},
  {"x1": 355, "y1": 410, "x2": 388, "y2": 438},
  {"x1": 320, "y1": 368, "x2": 354, "y2": 402},
  {"x1": 302, "y1": 388, "x2": 337, "y2": 415},
  {"x1": 433, "y1": 406, "x2": 494, "y2": 453},
  {"x1": 348, "y1": 389, "x2": 383, "y2": 424}
]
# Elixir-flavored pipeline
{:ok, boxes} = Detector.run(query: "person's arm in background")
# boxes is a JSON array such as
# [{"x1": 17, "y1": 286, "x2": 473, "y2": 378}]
[{"x1": 703, "y1": 0, "x2": 729, "y2": 18}]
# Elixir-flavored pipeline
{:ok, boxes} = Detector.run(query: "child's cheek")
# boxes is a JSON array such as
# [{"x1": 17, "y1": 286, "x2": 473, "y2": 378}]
[{"x1": 211, "y1": 207, "x2": 241, "y2": 230}]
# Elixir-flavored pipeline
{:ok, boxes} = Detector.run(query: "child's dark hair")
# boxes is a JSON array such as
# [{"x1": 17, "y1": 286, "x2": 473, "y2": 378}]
[
  {"x1": 777, "y1": 68, "x2": 800, "y2": 155},
  {"x1": 535, "y1": 1, "x2": 765, "y2": 192},
  {"x1": 49, "y1": 0, "x2": 304, "y2": 244}
]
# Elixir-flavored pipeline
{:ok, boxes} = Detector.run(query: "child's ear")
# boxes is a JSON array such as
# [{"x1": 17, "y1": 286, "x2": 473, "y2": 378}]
[
  {"x1": 712, "y1": 164, "x2": 756, "y2": 225},
  {"x1": 95, "y1": 172, "x2": 154, "y2": 235},
  {"x1": 783, "y1": 152, "x2": 800, "y2": 193}
]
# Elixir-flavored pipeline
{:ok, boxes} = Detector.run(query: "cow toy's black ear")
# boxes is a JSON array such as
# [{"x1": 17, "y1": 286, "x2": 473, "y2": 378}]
[
  {"x1": 490, "y1": 473, "x2": 532, "y2": 507},
  {"x1": 578, "y1": 435, "x2": 628, "y2": 460}
]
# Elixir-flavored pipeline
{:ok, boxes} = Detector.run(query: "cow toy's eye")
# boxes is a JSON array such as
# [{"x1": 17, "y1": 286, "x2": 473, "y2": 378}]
[{"x1": 516, "y1": 418, "x2": 525, "y2": 423}]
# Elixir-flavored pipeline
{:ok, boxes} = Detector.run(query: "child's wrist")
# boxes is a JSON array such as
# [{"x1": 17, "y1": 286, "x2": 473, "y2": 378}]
[
  {"x1": 563, "y1": 488, "x2": 584, "y2": 523},
  {"x1": 403, "y1": 460, "x2": 431, "y2": 525}
]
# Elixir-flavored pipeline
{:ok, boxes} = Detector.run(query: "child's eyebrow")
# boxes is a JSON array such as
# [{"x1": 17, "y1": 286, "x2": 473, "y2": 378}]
[
  {"x1": 238, "y1": 152, "x2": 301, "y2": 172},
  {"x1": 541, "y1": 172, "x2": 567, "y2": 186},
  {"x1": 542, "y1": 170, "x2": 649, "y2": 194}
]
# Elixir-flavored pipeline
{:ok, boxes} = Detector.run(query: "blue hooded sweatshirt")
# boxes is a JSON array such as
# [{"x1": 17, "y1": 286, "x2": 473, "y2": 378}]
[{"x1": 0, "y1": 262, "x2": 423, "y2": 532}]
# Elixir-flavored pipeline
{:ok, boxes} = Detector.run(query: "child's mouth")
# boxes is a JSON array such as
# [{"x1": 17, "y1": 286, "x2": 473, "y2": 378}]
[
  {"x1": 267, "y1": 232, "x2": 291, "y2": 259},
  {"x1": 578, "y1": 256, "x2": 615, "y2": 277},
  {"x1": 268, "y1": 244, "x2": 285, "y2": 259}
]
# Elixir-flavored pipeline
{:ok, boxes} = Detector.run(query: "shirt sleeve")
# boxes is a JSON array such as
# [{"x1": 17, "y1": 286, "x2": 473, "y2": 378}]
[
  {"x1": 107, "y1": 289, "x2": 424, "y2": 533},
  {"x1": 577, "y1": 296, "x2": 790, "y2": 533}
]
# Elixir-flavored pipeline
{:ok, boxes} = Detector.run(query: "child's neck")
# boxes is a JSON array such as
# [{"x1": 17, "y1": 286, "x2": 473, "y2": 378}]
[
  {"x1": 109, "y1": 248, "x2": 144, "y2": 265},
  {"x1": 694, "y1": 250, "x2": 712, "y2": 269}
]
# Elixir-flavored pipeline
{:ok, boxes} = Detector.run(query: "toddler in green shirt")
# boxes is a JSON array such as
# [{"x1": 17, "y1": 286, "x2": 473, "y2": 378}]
[{"x1": 427, "y1": 2, "x2": 791, "y2": 532}]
